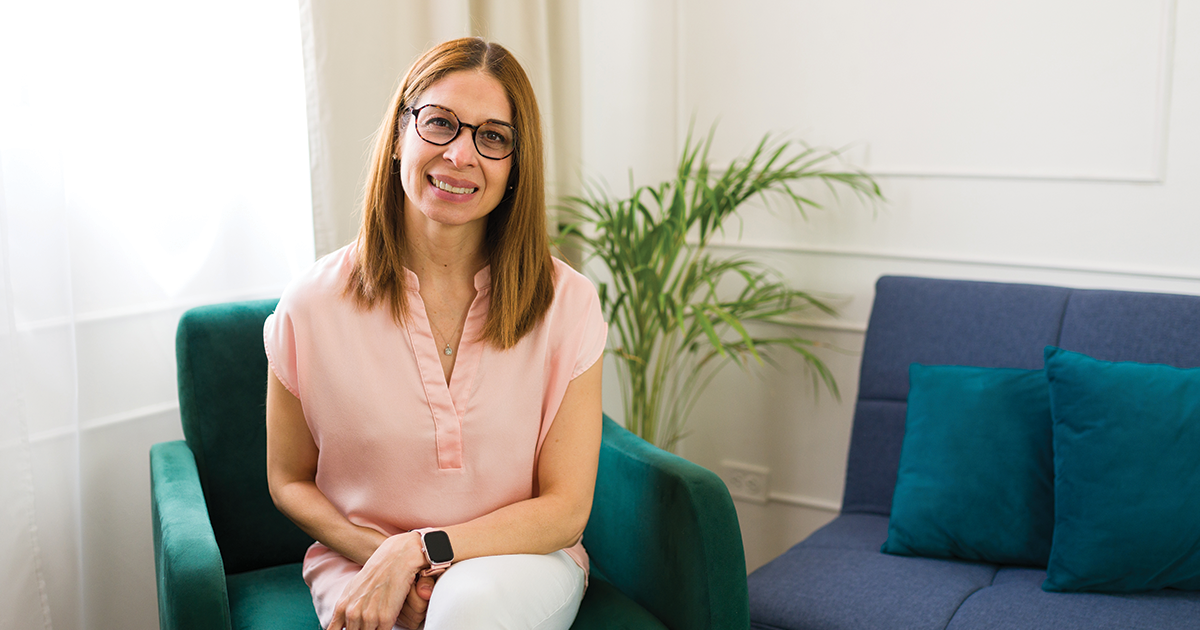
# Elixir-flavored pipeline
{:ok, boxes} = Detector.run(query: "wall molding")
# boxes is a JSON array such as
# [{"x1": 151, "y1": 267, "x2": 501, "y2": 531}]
[
  {"x1": 677, "y1": 0, "x2": 1178, "y2": 185},
  {"x1": 17, "y1": 287, "x2": 284, "y2": 334},
  {"x1": 764, "y1": 490, "x2": 842, "y2": 514},
  {"x1": 790, "y1": 318, "x2": 868, "y2": 334},
  {"x1": 28, "y1": 401, "x2": 180, "y2": 445},
  {"x1": 730, "y1": 488, "x2": 842, "y2": 513},
  {"x1": 704, "y1": 240, "x2": 1200, "y2": 287}
]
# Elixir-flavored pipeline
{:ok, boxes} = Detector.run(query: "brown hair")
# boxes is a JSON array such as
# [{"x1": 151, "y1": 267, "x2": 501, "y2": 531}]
[{"x1": 346, "y1": 37, "x2": 555, "y2": 349}]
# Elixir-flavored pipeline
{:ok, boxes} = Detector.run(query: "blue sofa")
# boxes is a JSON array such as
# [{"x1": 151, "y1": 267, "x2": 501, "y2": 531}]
[{"x1": 747, "y1": 275, "x2": 1200, "y2": 630}]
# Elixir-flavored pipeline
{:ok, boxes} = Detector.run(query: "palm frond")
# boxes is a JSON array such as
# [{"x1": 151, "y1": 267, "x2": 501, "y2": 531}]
[{"x1": 553, "y1": 123, "x2": 883, "y2": 450}]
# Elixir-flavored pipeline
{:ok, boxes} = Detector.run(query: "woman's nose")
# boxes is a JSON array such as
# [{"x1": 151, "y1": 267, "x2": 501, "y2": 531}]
[{"x1": 442, "y1": 129, "x2": 478, "y2": 166}]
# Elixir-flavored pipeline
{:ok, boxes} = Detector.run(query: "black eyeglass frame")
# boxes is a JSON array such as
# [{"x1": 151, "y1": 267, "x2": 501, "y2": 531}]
[{"x1": 405, "y1": 104, "x2": 518, "y2": 161}]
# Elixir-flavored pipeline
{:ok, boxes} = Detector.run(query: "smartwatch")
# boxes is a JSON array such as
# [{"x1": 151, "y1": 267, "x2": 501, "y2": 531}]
[{"x1": 415, "y1": 528, "x2": 454, "y2": 577}]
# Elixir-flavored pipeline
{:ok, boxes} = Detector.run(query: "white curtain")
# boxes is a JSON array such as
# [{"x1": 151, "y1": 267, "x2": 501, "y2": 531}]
[
  {"x1": 0, "y1": 0, "x2": 315, "y2": 628},
  {"x1": 1, "y1": 0, "x2": 579, "y2": 627}
]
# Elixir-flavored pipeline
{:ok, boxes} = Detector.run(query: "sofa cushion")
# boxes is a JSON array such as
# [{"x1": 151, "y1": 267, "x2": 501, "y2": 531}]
[
  {"x1": 842, "y1": 400, "x2": 909, "y2": 516},
  {"x1": 843, "y1": 276, "x2": 1070, "y2": 515},
  {"x1": 946, "y1": 567, "x2": 1200, "y2": 629},
  {"x1": 1057, "y1": 289, "x2": 1200, "y2": 368},
  {"x1": 227, "y1": 563, "x2": 320, "y2": 630},
  {"x1": 1043, "y1": 347, "x2": 1200, "y2": 593},
  {"x1": 883, "y1": 365, "x2": 1054, "y2": 567},
  {"x1": 749, "y1": 515, "x2": 997, "y2": 630},
  {"x1": 856, "y1": 278, "x2": 1071, "y2": 401}
]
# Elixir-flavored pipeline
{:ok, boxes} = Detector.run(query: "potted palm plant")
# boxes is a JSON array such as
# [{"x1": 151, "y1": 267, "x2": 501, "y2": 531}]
[{"x1": 559, "y1": 127, "x2": 883, "y2": 452}]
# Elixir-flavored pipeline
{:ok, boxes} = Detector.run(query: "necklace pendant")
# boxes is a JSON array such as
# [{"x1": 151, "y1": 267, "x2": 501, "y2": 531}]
[{"x1": 444, "y1": 344, "x2": 454, "y2": 356}]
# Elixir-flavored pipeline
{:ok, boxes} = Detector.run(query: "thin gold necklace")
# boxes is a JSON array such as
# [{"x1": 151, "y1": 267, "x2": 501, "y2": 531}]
[{"x1": 429, "y1": 307, "x2": 466, "y2": 356}]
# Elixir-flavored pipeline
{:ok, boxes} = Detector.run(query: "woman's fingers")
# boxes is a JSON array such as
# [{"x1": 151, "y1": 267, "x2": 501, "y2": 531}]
[
  {"x1": 395, "y1": 575, "x2": 436, "y2": 628},
  {"x1": 331, "y1": 574, "x2": 411, "y2": 630},
  {"x1": 326, "y1": 533, "x2": 428, "y2": 630},
  {"x1": 415, "y1": 575, "x2": 435, "y2": 600}
]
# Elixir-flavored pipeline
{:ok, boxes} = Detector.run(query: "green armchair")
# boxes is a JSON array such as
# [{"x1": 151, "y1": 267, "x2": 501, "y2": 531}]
[{"x1": 151, "y1": 299, "x2": 749, "y2": 629}]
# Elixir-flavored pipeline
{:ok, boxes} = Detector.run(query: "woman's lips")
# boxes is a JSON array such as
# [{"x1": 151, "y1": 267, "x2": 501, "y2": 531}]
[{"x1": 429, "y1": 175, "x2": 478, "y2": 195}]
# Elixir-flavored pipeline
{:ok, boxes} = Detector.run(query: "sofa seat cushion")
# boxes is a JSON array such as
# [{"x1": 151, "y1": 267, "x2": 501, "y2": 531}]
[
  {"x1": 748, "y1": 515, "x2": 998, "y2": 630},
  {"x1": 946, "y1": 567, "x2": 1200, "y2": 630},
  {"x1": 748, "y1": 516, "x2": 1200, "y2": 630},
  {"x1": 225, "y1": 562, "x2": 666, "y2": 630},
  {"x1": 227, "y1": 562, "x2": 320, "y2": 630}
]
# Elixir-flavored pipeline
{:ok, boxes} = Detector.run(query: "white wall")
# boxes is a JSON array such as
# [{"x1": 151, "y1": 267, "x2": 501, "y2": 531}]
[{"x1": 579, "y1": 0, "x2": 1200, "y2": 572}]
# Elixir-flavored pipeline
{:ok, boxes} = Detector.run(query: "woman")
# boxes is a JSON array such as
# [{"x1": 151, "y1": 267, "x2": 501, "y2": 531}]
[{"x1": 264, "y1": 38, "x2": 606, "y2": 630}]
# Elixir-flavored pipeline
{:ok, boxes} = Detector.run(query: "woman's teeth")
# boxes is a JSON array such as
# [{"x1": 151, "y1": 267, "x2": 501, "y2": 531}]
[{"x1": 432, "y1": 177, "x2": 476, "y2": 195}]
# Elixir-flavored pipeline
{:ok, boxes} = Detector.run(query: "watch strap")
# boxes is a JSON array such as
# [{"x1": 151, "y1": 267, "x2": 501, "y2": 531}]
[{"x1": 414, "y1": 528, "x2": 453, "y2": 577}]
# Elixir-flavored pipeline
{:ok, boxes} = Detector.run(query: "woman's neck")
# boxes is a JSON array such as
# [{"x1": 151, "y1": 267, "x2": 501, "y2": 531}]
[{"x1": 404, "y1": 227, "x2": 487, "y2": 288}]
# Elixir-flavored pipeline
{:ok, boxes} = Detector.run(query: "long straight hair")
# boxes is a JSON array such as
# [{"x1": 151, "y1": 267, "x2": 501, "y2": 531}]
[{"x1": 346, "y1": 38, "x2": 555, "y2": 349}]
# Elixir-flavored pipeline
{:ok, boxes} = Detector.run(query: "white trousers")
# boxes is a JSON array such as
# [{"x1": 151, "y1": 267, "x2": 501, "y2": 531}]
[
  {"x1": 312, "y1": 549, "x2": 586, "y2": 630},
  {"x1": 419, "y1": 550, "x2": 586, "y2": 630}
]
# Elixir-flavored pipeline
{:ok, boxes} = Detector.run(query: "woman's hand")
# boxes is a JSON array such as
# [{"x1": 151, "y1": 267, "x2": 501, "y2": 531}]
[
  {"x1": 395, "y1": 575, "x2": 436, "y2": 629},
  {"x1": 326, "y1": 532, "x2": 428, "y2": 630}
]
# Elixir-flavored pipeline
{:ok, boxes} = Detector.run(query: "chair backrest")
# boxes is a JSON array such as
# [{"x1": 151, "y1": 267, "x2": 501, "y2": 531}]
[
  {"x1": 841, "y1": 275, "x2": 1200, "y2": 516},
  {"x1": 176, "y1": 299, "x2": 313, "y2": 575}
]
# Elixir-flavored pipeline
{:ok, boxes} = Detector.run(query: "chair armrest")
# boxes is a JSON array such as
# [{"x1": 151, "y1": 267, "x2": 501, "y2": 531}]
[
  {"x1": 584, "y1": 416, "x2": 750, "y2": 630},
  {"x1": 151, "y1": 440, "x2": 232, "y2": 630}
]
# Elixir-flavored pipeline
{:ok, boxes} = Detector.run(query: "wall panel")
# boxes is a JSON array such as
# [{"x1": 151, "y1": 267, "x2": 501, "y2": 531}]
[
  {"x1": 680, "y1": 0, "x2": 1176, "y2": 181},
  {"x1": 581, "y1": 0, "x2": 1200, "y2": 574}
]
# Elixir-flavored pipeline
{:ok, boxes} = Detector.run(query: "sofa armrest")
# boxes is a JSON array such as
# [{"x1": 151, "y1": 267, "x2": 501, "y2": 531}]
[
  {"x1": 151, "y1": 440, "x2": 232, "y2": 630},
  {"x1": 584, "y1": 416, "x2": 750, "y2": 630}
]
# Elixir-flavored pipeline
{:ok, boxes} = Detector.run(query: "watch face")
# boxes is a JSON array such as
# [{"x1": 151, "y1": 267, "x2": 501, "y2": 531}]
[{"x1": 423, "y1": 530, "x2": 454, "y2": 563}]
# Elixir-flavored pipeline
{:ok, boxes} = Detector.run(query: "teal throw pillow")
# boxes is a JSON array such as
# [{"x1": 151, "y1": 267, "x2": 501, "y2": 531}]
[
  {"x1": 882, "y1": 364, "x2": 1055, "y2": 567},
  {"x1": 1043, "y1": 346, "x2": 1200, "y2": 593}
]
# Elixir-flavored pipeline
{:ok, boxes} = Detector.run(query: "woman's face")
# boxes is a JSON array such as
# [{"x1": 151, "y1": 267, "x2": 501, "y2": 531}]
[{"x1": 397, "y1": 70, "x2": 514, "y2": 234}]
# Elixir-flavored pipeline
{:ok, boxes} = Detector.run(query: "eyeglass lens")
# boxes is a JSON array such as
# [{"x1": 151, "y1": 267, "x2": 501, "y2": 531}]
[{"x1": 413, "y1": 105, "x2": 515, "y2": 160}]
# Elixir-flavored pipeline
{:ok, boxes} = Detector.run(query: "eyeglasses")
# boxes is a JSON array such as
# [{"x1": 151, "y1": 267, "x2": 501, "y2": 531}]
[{"x1": 407, "y1": 104, "x2": 517, "y2": 160}]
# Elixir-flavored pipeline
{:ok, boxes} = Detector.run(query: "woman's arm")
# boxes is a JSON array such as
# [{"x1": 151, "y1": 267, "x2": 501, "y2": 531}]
[
  {"x1": 265, "y1": 370, "x2": 392, "y2": 565},
  {"x1": 438, "y1": 358, "x2": 604, "y2": 562},
  {"x1": 266, "y1": 371, "x2": 429, "y2": 630}
]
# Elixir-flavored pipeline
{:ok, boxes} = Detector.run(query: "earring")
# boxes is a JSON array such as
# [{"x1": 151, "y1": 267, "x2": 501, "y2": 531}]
[{"x1": 391, "y1": 156, "x2": 401, "y2": 175}]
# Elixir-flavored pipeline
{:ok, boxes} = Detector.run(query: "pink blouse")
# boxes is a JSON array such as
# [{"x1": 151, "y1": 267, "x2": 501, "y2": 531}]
[{"x1": 263, "y1": 243, "x2": 607, "y2": 583}]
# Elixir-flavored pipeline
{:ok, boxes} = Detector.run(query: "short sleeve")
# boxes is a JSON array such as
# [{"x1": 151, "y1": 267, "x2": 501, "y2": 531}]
[
  {"x1": 264, "y1": 308, "x2": 300, "y2": 398},
  {"x1": 571, "y1": 274, "x2": 608, "y2": 379}
]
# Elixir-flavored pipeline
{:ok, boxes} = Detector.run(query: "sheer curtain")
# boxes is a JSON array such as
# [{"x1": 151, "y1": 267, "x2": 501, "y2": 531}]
[{"x1": 0, "y1": 1, "x2": 314, "y2": 628}]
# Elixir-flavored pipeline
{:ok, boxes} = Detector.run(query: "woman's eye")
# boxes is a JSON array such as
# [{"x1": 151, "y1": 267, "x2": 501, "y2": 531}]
[{"x1": 426, "y1": 117, "x2": 453, "y2": 129}]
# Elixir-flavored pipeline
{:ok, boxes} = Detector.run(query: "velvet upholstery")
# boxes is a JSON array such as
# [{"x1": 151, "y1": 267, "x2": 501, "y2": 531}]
[
  {"x1": 882, "y1": 365, "x2": 1054, "y2": 567},
  {"x1": 584, "y1": 416, "x2": 749, "y2": 630},
  {"x1": 1043, "y1": 347, "x2": 1200, "y2": 592},
  {"x1": 226, "y1": 564, "x2": 320, "y2": 630},
  {"x1": 749, "y1": 276, "x2": 1200, "y2": 630},
  {"x1": 153, "y1": 299, "x2": 748, "y2": 630},
  {"x1": 173, "y1": 299, "x2": 314, "y2": 576}
]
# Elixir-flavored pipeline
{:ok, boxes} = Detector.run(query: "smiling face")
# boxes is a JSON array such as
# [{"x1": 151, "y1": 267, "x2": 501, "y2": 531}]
[{"x1": 397, "y1": 70, "x2": 514, "y2": 237}]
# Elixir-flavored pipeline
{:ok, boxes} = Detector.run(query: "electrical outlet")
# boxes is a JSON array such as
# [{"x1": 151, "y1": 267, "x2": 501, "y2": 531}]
[{"x1": 721, "y1": 460, "x2": 770, "y2": 503}]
